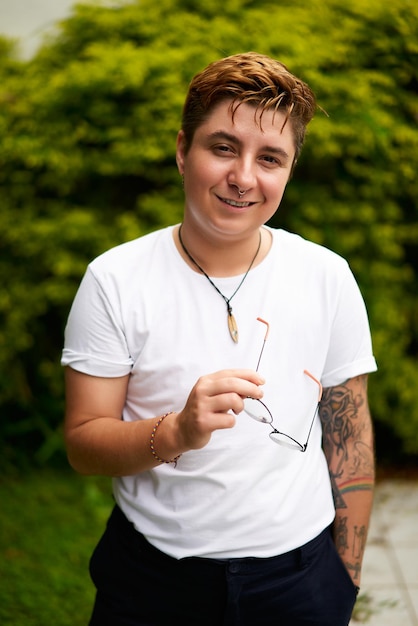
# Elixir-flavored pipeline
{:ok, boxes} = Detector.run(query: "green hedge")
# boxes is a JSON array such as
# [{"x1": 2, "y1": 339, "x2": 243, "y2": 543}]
[{"x1": 0, "y1": 0, "x2": 417, "y2": 467}]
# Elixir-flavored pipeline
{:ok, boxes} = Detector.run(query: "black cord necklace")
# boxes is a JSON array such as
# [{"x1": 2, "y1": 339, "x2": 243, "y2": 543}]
[{"x1": 178, "y1": 225, "x2": 262, "y2": 343}]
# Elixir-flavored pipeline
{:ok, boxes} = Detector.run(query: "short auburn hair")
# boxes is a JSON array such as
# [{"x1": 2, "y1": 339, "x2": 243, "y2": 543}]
[{"x1": 181, "y1": 52, "x2": 317, "y2": 166}]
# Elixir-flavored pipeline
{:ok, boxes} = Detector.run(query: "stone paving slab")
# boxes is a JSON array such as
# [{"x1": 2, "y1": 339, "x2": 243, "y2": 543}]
[{"x1": 350, "y1": 480, "x2": 418, "y2": 625}]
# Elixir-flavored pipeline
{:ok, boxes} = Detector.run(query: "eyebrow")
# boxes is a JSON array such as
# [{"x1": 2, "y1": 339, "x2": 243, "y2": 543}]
[{"x1": 206, "y1": 130, "x2": 291, "y2": 161}]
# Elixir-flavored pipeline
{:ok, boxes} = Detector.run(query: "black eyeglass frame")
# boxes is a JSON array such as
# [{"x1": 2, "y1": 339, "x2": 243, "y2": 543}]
[{"x1": 244, "y1": 317, "x2": 323, "y2": 452}]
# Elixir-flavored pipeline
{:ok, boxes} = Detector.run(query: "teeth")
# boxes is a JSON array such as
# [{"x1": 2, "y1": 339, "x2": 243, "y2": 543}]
[{"x1": 224, "y1": 198, "x2": 251, "y2": 207}]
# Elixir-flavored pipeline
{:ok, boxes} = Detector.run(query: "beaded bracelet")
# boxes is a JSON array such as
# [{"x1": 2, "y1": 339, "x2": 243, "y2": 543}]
[{"x1": 150, "y1": 412, "x2": 182, "y2": 467}]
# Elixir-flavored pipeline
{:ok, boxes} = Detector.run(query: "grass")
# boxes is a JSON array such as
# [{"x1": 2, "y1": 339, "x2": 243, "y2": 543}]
[{"x1": 0, "y1": 468, "x2": 113, "y2": 626}]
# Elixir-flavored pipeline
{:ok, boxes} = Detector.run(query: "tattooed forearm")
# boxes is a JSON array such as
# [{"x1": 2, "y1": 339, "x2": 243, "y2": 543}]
[
  {"x1": 319, "y1": 375, "x2": 374, "y2": 509},
  {"x1": 319, "y1": 375, "x2": 375, "y2": 585}
]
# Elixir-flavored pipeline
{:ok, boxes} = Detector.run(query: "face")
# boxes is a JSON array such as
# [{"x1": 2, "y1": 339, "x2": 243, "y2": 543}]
[{"x1": 176, "y1": 99, "x2": 296, "y2": 243}]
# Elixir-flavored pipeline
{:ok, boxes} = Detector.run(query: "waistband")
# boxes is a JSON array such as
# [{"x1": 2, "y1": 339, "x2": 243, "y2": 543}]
[{"x1": 108, "y1": 505, "x2": 330, "y2": 572}]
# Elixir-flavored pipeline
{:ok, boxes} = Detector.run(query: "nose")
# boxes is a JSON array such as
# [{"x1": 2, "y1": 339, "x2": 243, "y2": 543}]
[{"x1": 228, "y1": 156, "x2": 256, "y2": 195}]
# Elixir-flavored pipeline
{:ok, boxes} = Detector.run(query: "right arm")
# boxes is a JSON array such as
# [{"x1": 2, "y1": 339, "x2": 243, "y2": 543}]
[{"x1": 64, "y1": 366, "x2": 264, "y2": 476}]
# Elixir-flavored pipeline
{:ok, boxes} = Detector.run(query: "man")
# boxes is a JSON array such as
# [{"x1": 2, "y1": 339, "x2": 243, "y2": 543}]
[{"x1": 62, "y1": 52, "x2": 376, "y2": 625}]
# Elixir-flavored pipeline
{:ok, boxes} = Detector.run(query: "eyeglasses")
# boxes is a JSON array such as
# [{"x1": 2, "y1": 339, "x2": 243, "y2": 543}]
[{"x1": 243, "y1": 317, "x2": 323, "y2": 452}]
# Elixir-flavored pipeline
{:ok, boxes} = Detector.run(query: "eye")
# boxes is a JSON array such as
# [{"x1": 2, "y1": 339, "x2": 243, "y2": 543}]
[
  {"x1": 213, "y1": 144, "x2": 235, "y2": 155},
  {"x1": 260, "y1": 155, "x2": 281, "y2": 166}
]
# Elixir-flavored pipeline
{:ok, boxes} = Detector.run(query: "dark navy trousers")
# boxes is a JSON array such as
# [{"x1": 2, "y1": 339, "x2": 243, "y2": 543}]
[{"x1": 89, "y1": 505, "x2": 358, "y2": 626}]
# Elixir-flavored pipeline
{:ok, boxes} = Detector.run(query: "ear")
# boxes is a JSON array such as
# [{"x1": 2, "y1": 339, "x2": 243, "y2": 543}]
[{"x1": 176, "y1": 130, "x2": 186, "y2": 175}]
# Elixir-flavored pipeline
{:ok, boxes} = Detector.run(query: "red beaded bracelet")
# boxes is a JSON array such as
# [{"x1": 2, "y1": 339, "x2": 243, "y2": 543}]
[{"x1": 150, "y1": 412, "x2": 182, "y2": 467}]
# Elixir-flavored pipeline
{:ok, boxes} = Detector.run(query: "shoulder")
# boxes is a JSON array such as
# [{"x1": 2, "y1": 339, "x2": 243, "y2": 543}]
[
  {"x1": 268, "y1": 227, "x2": 350, "y2": 275},
  {"x1": 88, "y1": 226, "x2": 174, "y2": 280}
]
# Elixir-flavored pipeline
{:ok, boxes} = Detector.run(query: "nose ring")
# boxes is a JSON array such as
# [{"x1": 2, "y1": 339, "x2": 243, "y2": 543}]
[{"x1": 238, "y1": 189, "x2": 246, "y2": 198}]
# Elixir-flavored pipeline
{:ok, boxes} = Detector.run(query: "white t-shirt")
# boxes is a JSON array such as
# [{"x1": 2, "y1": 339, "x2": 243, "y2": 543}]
[{"x1": 62, "y1": 225, "x2": 377, "y2": 559}]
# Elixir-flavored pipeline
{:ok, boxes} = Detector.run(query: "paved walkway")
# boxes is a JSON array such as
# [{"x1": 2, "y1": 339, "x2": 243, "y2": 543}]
[{"x1": 350, "y1": 480, "x2": 418, "y2": 625}]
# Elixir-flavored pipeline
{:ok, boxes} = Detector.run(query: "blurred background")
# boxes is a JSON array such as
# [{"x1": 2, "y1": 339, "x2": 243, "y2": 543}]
[
  {"x1": 0, "y1": 1, "x2": 417, "y2": 623},
  {"x1": 0, "y1": 0, "x2": 74, "y2": 59}
]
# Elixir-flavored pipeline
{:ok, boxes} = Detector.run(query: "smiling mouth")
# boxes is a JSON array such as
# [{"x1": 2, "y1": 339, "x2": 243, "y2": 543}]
[{"x1": 220, "y1": 196, "x2": 253, "y2": 208}]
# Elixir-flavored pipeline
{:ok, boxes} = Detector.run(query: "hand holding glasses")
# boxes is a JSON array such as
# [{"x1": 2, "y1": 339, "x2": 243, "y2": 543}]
[{"x1": 243, "y1": 318, "x2": 323, "y2": 452}]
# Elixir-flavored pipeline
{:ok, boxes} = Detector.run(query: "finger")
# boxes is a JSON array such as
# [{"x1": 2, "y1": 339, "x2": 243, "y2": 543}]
[
  {"x1": 211, "y1": 368, "x2": 266, "y2": 385},
  {"x1": 206, "y1": 411, "x2": 237, "y2": 430},
  {"x1": 206, "y1": 391, "x2": 245, "y2": 417},
  {"x1": 204, "y1": 375, "x2": 264, "y2": 401}
]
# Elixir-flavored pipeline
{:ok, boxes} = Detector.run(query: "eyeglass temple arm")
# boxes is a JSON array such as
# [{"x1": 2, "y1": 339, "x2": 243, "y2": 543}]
[
  {"x1": 255, "y1": 317, "x2": 270, "y2": 372},
  {"x1": 254, "y1": 320, "x2": 322, "y2": 403},
  {"x1": 303, "y1": 369, "x2": 323, "y2": 402}
]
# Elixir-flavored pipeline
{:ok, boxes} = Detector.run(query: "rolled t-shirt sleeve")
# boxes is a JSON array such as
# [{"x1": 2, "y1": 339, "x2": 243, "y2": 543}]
[
  {"x1": 61, "y1": 267, "x2": 133, "y2": 377},
  {"x1": 321, "y1": 265, "x2": 377, "y2": 388}
]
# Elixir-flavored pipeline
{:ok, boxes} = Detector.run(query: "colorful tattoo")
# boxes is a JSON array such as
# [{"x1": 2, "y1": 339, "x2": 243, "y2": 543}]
[{"x1": 339, "y1": 477, "x2": 374, "y2": 495}]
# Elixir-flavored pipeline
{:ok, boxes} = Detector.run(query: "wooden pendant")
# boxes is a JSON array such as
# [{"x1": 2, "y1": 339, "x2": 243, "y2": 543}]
[{"x1": 228, "y1": 312, "x2": 239, "y2": 343}]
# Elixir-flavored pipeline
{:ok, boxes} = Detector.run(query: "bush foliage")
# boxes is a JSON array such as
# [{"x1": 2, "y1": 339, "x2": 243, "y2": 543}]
[{"x1": 0, "y1": 0, "x2": 417, "y2": 465}]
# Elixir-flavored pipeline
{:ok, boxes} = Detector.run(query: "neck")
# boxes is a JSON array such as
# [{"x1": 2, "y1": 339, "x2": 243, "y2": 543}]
[
  {"x1": 177, "y1": 224, "x2": 264, "y2": 344},
  {"x1": 175, "y1": 224, "x2": 269, "y2": 277}
]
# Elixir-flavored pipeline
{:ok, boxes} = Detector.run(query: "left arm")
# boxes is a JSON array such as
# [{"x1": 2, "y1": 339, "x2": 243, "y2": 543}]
[{"x1": 319, "y1": 374, "x2": 375, "y2": 588}]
